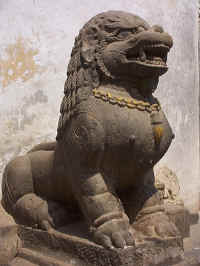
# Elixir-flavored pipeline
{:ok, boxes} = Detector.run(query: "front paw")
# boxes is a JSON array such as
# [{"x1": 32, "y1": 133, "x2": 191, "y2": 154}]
[
  {"x1": 92, "y1": 213, "x2": 134, "y2": 249},
  {"x1": 133, "y1": 211, "x2": 181, "y2": 239},
  {"x1": 154, "y1": 218, "x2": 180, "y2": 238},
  {"x1": 36, "y1": 200, "x2": 69, "y2": 230}
]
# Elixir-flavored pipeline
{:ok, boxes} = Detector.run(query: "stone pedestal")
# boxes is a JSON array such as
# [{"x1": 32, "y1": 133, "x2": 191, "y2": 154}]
[
  {"x1": 1, "y1": 202, "x2": 198, "y2": 265},
  {"x1": 0, "y1": 204, "x2": 20, "y2": 265},
  {"x1": 15, "y1": 223, "x2": 184, "y2": 266}
]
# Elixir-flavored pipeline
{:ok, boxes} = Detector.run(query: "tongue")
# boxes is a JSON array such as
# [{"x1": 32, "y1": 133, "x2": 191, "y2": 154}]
[{"x1": 139, "y1": 48, "x2": 146, "y2": 62}]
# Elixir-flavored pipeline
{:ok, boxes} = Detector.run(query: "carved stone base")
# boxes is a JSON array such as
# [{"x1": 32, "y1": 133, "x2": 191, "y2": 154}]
[
  {"x1": 0, "y1": 204, "x2": 20, "y2": 265},
  {"x1": 14, "y1": 224, "x2": 183, "y2": 266},
  {"x1": 0, "y1": 202, "x2": 197, "y2": 266}
]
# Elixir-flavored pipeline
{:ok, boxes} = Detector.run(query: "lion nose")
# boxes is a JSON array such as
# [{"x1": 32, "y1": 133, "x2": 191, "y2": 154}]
[{"x1": 150, "y1": 25, "x2": 164, "y2": 33}]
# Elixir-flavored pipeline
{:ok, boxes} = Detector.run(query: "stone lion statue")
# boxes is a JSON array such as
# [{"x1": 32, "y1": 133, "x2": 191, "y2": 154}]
[{"x1": 2, "y1": 11, "x2": 179, "y2": 249}]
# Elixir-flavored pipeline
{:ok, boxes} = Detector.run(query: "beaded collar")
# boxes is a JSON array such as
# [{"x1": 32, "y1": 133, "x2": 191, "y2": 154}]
[{"x1": 92, "y1": 88, "x2": 161, "y2": 113}]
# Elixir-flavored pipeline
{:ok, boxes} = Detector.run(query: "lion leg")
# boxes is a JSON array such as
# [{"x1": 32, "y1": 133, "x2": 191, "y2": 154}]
[
  {"x1": 123, "y1": 170, "x2": 180, "y2": 239},
  {"x1": 132, "y1": 187, "x2": 180, "y2": 239},
  {"x1": 14, "y1": 193, "x2": 69, "y2": 231},
  {"x1": 63, "y1": 115, "x2": 135, "y2": 248},
  {"x1": 2, "y1": 151, "x2": 70, "y2": 230},
  {"x1": 2, "y1": 155, "x2": 34, "y2": 215},
  {"x1": 69, "y1": 172, "x2": 134, "y2": 249}
]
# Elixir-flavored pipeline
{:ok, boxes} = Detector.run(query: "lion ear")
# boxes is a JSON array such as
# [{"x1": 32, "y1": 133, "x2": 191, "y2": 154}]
[{"x1": 81, "y1": 40, "x2": 95, "y2": 64}]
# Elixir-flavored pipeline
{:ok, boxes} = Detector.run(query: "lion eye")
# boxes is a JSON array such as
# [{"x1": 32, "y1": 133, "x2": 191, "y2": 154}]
[{"x1": 117, "y1": 30, "x2": 132, "y2": 39}]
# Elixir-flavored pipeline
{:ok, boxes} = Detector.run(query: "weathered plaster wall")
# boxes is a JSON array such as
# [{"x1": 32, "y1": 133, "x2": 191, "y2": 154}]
[{"x1": 0, "y1": 0, "x2": 199, "y2": 210}]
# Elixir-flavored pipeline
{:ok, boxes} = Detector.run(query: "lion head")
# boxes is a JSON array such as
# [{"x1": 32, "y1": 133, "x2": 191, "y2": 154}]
[{"x1": 56, "y1": 11, "x2": 173, "y2": 140}]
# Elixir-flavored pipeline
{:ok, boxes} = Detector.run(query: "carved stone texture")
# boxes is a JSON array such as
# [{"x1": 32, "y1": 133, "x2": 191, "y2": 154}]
[
  {"x1": 0, "y1": 203, "x2": 20, "y2": 265},
  {"x1": 155, "y1": 166, "x2": 181, "y2": 203},
  {"x1": 1, "y1": 10, "x2": 184, "y2": 262},
  {"x1": 9, "y1": 223, "x2": 184, "y2": 266},
  {"x1": 154, "y1": 166, "x2": 190, "y2": 238}
]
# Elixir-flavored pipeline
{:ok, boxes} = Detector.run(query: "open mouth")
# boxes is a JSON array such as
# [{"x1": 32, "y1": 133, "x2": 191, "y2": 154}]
[{"x1": 127, "y1": 43, "x2": 169, "y2": 68}]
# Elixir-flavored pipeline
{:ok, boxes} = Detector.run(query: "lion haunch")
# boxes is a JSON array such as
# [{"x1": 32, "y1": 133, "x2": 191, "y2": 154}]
[{"x1": 2, "y1": 11, "x2": 178, "y2": 249}]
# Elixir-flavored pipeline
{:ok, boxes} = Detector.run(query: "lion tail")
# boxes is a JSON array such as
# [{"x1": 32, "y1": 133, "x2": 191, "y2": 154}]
[
  {"x1": 27, "y1": 141, "x2": 57, "y2": 153},
  {"x1": 1, "y1": 167, "x2": 15, "y2": 214}
]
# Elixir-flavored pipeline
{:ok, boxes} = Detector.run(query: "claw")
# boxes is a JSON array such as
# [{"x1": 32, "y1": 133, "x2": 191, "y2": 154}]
[
  {"x1": 40, "y1": 220, "x2": 54, "y2": 232},
  {"x1": 124, "y1": 231, "x2": 135, "y2": 246},
  {"x1": 112, "y1": 232, "x2": 126, "y2": 248},
  {"x1": 94, "y1": 232, "x2": 114, "y2": 249}
]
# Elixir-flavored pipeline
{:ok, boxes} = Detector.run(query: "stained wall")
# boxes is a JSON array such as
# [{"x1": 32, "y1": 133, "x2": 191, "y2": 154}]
[{"x1": 0, "y1": 0, "x2": 199, "y2": 210}]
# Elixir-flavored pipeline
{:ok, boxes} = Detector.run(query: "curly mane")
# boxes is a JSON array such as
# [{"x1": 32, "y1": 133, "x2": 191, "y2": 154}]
[
  {"x1": 56, "y1": 11, "x2": 145, "y2": 140},
  {"x1": 56, "y1": 16, "x2": 103, "y2": 140}
]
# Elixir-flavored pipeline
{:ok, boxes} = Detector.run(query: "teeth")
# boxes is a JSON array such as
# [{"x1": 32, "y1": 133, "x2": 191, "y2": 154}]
[
  {"x1": 134, "y1": 57, "x2": 166, "y2": 66},
  {"x1": 128, "y1": 43, "x2": 168, "y2": 67},
  {"x1": 139, "y1": 48, "x2": 146, "y2": 62}
]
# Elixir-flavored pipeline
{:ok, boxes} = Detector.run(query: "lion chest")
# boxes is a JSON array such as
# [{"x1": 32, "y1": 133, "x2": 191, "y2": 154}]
[
  {"x1": 96, "y1": 100, "x2": 173, "y2": 174},
  {"x1": 74, "y1": 97, "x2": 173, "y2": 182}
]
